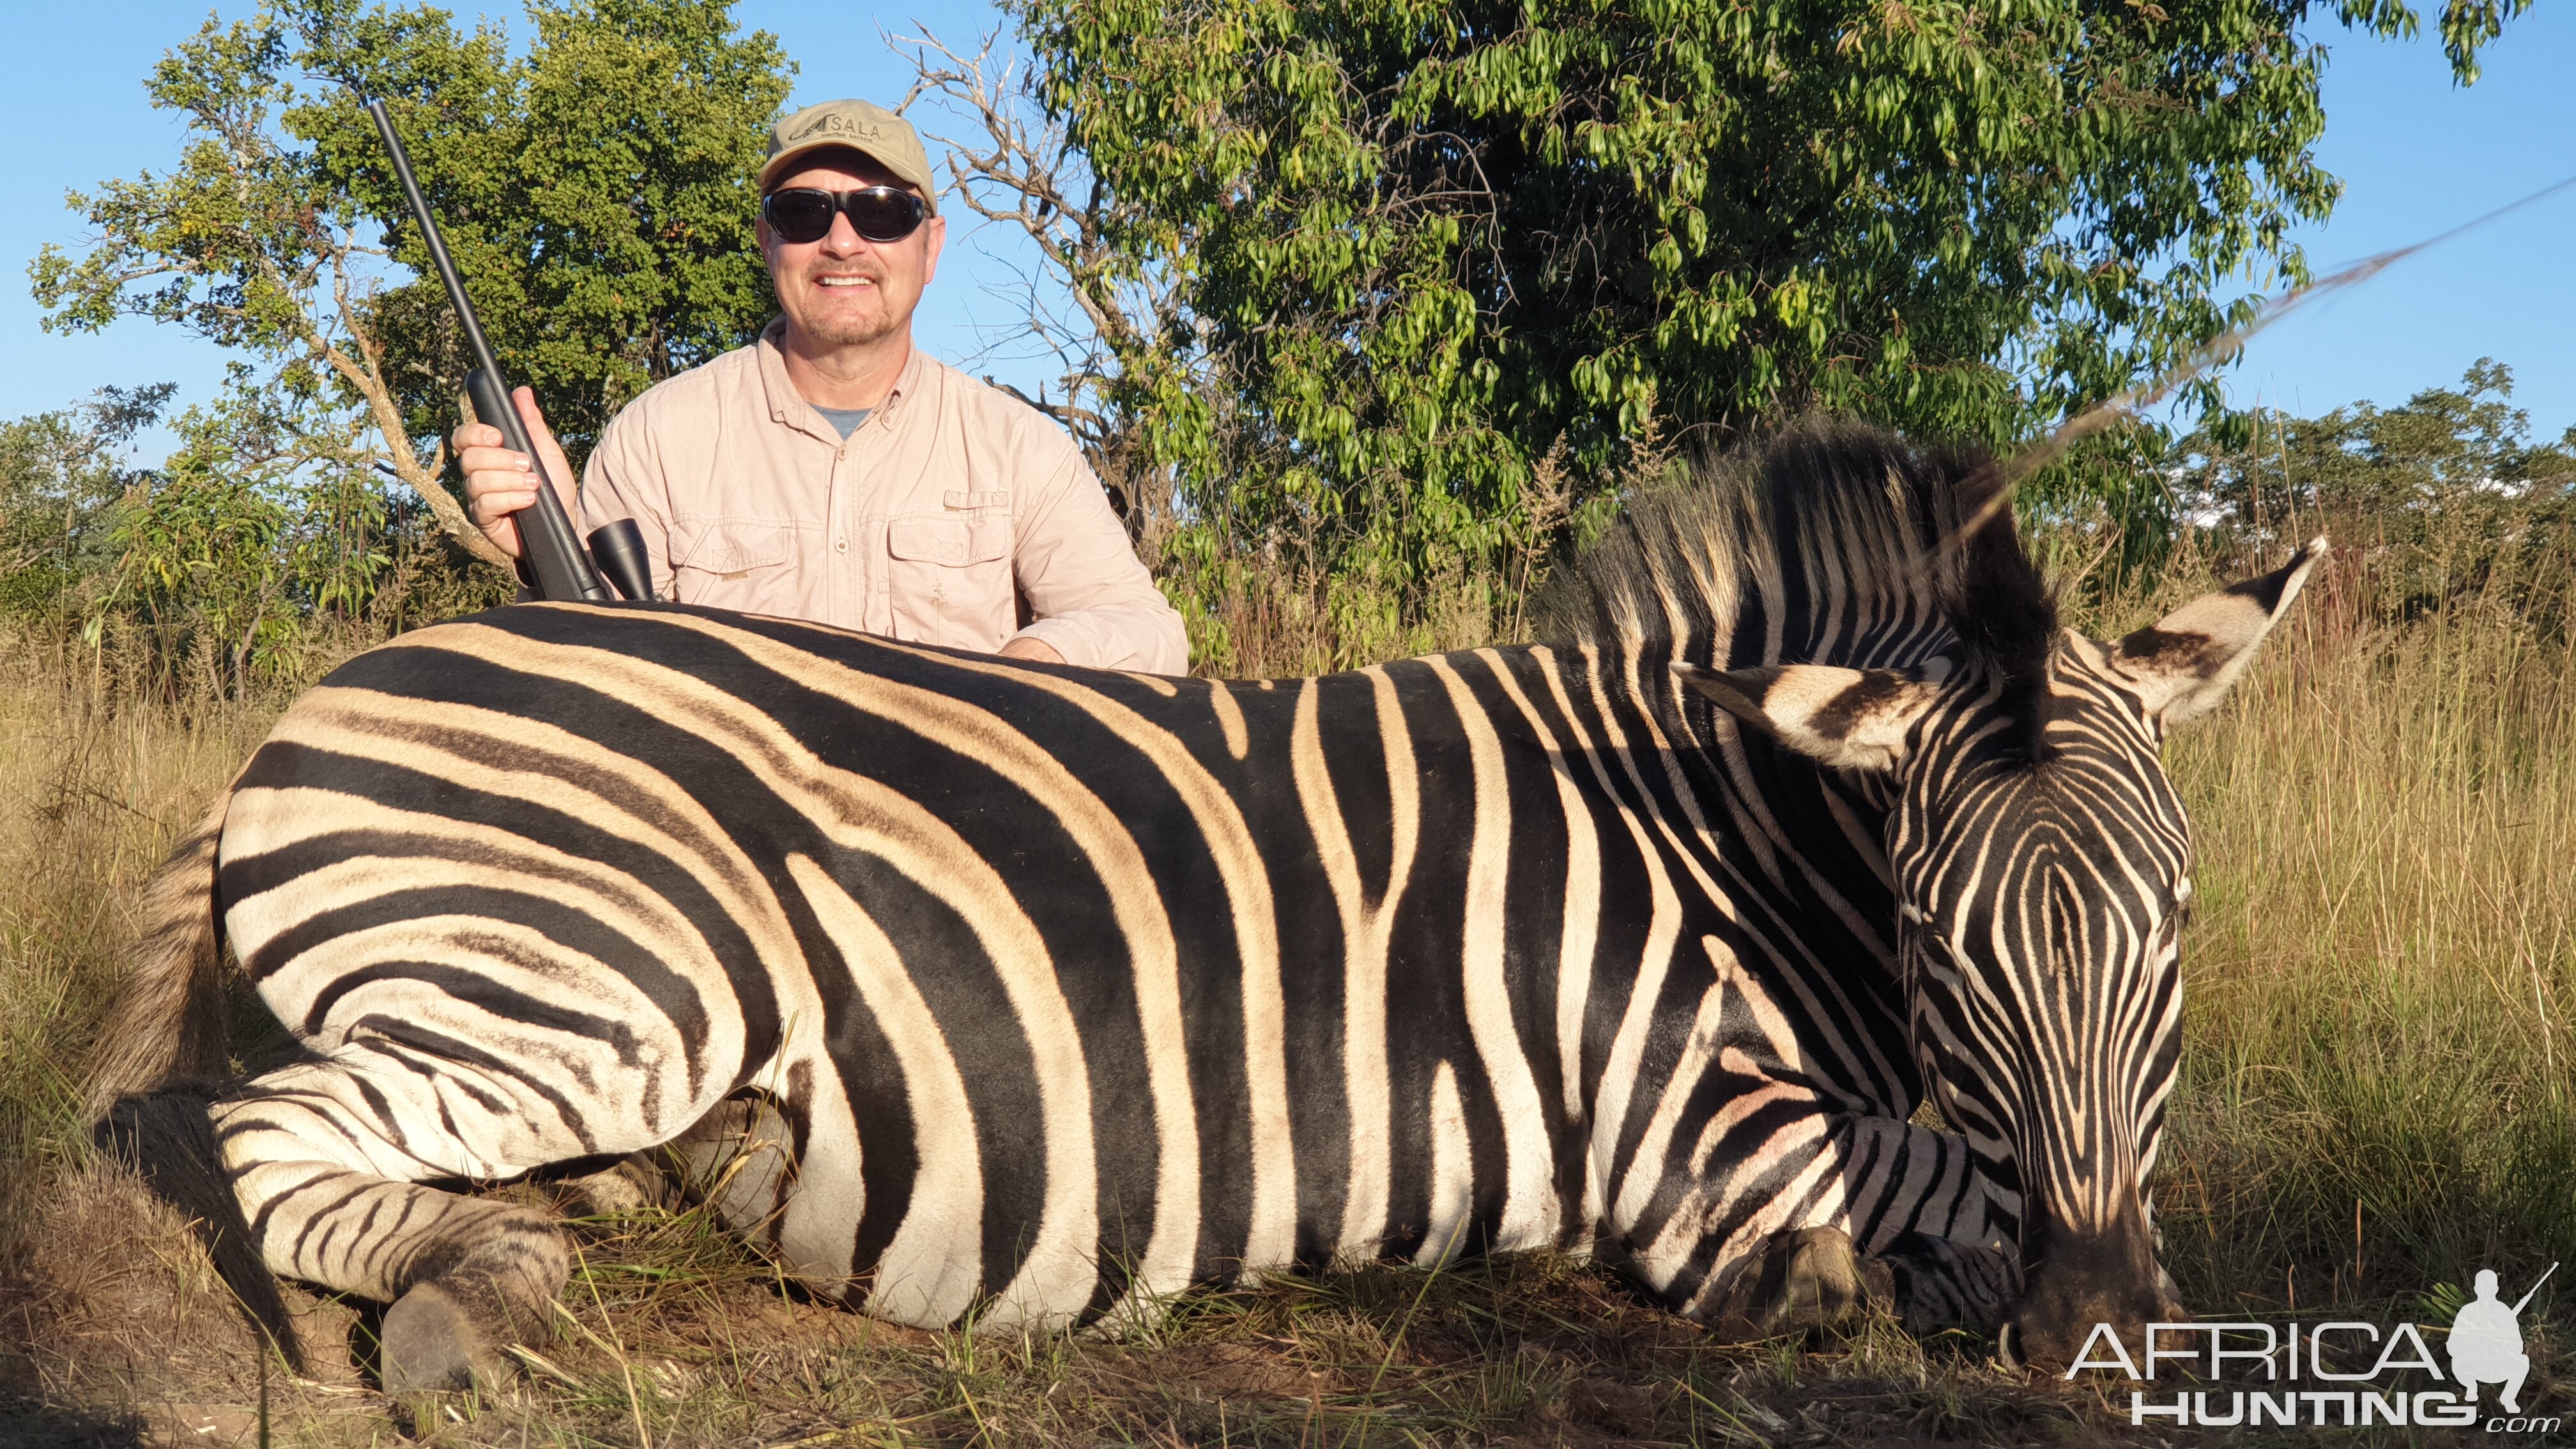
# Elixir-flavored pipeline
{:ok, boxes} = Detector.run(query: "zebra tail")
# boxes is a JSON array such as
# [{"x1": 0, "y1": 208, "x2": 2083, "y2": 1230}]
[
  {"x1": 98, "y1": 1089, "x2": 304, "y2": 1372},
  {"x1": 85, "y1": 788, "x2": 303, "y2": 1368},
  {"x1": 84, "y1": 792, "x2": 232, "y2": 1123}
]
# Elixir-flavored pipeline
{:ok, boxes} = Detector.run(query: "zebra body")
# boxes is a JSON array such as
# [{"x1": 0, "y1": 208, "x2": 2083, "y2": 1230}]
[
  {"x1": 100, "y1": 426, "x2": 2319, "y2": 1382},
  {"x1": 217, "y1": 606, "x2": 1991, "y2": 1330}
]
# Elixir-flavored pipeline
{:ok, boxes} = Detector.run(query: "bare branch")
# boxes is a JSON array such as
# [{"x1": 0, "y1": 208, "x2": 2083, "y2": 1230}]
[{"x1": 889, "y1": 24, "x2": 1181, "y2": 454}]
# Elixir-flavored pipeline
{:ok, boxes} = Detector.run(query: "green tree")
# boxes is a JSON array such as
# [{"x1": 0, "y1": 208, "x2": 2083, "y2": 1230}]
[
  {"x1": 0, "y1": 385, "x2": 174, "y2": 620},
  {"x1": 296, "y1": 0, "x2": 793, "y2": 456},
  {"x1": 989, "y1": 0, "x2": 2524, "y2": 625},
  {"x1": 107, "y1": 394, "x2": 298, "y2": 699},
  {"x1": 89, "y1": 369, "x2": 398, "y2": 699},
  {"x1": 31, "y1": 0, "x2": 793, "y2": 578},
  {"x1": 2182, "y1": 360, "x2": 2576, "y2": 625}
]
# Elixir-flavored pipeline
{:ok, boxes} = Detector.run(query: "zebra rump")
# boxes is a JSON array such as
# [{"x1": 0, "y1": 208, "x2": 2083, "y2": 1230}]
[{"x1": 92, "y1": 421, "x2": 2321, "y2": 1385}]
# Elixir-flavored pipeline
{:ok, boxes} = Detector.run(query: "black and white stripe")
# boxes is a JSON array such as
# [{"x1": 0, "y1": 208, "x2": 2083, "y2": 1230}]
[{"x1": 103, "y1": 423, "x2": 2321, "y2": 1378}]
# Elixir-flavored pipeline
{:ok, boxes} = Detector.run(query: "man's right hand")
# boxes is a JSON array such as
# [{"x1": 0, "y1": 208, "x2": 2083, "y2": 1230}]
[{"x1": 454, "y1": 387, "x2": 579, "y2": 560}]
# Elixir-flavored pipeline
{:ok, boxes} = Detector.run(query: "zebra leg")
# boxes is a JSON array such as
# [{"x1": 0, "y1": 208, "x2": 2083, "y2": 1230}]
[
  {"x1": 210, "y1": 1045, "x2": 604, "y2": 1392},
  {"x1": 1873, "y1": 1230, "x2": 2020, "y2": 1335},
  {"x1": 1839, "y1": 1116, "x2": 2020, "y2": 1335},
  {"x1": 659, "y1": 1095, "x2": 799, "y2": 1241},
  {"x1": 503, "y1": 1099, "x2": 795, "y2": 1243},
  {"x1": 548, "y1": 1154, "x2": 675, "y2": 1216},
  {"x1": 1698, "y1": 1225, "x2": 1896, "y2": 1340},
  {"x1": 1690, "y1": 1200, "x2": 2016, "y2": 1343},
  {"x1": 1664, "y1": 1112, "x2": 2010, "y2": 1340}
]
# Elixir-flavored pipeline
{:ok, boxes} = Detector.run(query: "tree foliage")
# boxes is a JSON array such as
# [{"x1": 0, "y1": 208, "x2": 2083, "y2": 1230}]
[
  {"x1": 23, "y1": 0, "x2": 790, "y2": 690},
  {"x1": 100, "y1": 372, "x2": 386, "y2": 698},
  {"x1": 0, "y1": 387, "x2": 175, "y2": 618},
  {"x1": 298, "y1": 0, "x2": 793, "y2": 455},
  {"x1": 29, "y1": 0, "x2": 793, "y2": 574},
  {"x1": 1013, "y1": 0, "x2": 2523, "y2": 612},
  {"x1": 0, "y1": 373, "x2": 505, "y2": 700}
]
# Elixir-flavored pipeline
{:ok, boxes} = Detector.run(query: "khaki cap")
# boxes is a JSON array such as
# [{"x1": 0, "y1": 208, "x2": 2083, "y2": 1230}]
[{"x1": 760, "y1": 99, "x2": 939, "y2": 213}]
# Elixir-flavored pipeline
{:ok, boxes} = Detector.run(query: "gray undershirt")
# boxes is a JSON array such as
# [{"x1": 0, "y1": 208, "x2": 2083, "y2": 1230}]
[{"x1": 813, "y1": 405, "x2": 873, "y2": 440}]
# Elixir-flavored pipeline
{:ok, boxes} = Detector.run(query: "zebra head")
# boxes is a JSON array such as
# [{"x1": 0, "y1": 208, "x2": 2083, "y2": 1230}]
[{"x1": 1683, "y1": 537, "x2": 2327, "y2": 1362}]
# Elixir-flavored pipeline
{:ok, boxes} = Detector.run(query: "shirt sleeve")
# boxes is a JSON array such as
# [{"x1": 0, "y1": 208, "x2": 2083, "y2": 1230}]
[
  {"x1": 1007, "y1": 448, "x2": 1190, "y2": 674},
  {"x1": 578, "y1": 405, "x2": 678, "y2": 602}
]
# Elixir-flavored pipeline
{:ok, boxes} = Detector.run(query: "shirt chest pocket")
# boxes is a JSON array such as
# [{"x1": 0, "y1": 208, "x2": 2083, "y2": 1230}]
[
  {"x1": 885, "y1": 514, "x2": 1014, "y2": 648},
  {"x1": 669, "y1": 518, "x2": 798, "y2": 614}
]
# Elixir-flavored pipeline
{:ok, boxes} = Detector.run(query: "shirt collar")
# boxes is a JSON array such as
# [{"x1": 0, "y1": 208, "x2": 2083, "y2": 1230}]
[{"x1": 756, "y1": 318, "x2": 929, "y2": 443}]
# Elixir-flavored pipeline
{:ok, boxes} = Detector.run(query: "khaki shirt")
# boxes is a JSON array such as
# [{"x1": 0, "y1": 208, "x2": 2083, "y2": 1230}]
[{"x1": 576, "y1": 322, "x2": 1188, "y2": 673}]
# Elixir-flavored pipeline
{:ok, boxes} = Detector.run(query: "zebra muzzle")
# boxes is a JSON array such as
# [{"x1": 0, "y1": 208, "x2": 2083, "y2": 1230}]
[{"x1": 2000, "y1": 1216, "x2": 2186, "y2": 1368}]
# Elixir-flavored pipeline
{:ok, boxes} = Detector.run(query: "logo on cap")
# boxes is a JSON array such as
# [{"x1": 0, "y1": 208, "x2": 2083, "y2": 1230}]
[{"x1": 788, "y1": 112, "x2": 881, "y2": 144}]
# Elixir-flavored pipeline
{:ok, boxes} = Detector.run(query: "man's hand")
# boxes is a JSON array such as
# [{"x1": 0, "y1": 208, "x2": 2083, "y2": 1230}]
[
  {"x1": 453, "y1": 387, "x2": 578, "y2": 560},
  {"x1": 998, "y1": 636, "x2": 1065, "y2": 665}
]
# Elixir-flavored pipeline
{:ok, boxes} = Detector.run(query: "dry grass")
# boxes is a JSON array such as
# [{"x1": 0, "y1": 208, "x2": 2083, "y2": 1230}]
[
  {"x1": 2149, "y1": 548, "x2": 2576, "y2": 1333},
  {"x1": 1162, "y1": 556, "x2": 1506, "y2": 679},
  {"x1": 6, "y1": 1171, "x2": 2110, "y2": 1448},
  {"x1": 3, "y1": 531, "x2": 2571, "y2": 1443},
  {"x1": 0, "y1": 632, "x2": 275, "y2": 1234}
]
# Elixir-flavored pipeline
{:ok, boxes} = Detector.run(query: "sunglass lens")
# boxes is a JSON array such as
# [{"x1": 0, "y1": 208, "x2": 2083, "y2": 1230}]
[
  {"x1": 765, "y1": 190, "x2": 836, "y2": 243},
  {"x1": 846, "y1": 189, "x2": 923, "y2": 243}
]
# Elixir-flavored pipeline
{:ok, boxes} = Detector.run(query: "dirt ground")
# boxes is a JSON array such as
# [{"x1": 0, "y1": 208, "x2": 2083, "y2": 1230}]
[{"x1": 0, "y1": 1164, "x2": 2196, "y2": 1449}]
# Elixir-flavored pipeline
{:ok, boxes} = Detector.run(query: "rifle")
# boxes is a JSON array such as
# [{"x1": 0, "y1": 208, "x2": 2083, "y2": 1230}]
[{"x1": 364, "y1": 97, "x2": 656, "y2": 604}]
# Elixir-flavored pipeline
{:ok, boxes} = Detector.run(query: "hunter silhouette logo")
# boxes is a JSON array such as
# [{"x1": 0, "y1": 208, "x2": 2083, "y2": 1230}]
[
  {"x1": 2064, "y1": 1261, "x2": 2561, "y2": 1431},
  {"x1": 2450, "y1": 1264, "x2": 2554, "y2": 1415}
]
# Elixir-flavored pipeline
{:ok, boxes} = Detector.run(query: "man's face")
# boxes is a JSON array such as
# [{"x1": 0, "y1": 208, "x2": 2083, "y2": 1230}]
[{"x1": 760, "y1": 148, "x2": 945, "y2": 350}]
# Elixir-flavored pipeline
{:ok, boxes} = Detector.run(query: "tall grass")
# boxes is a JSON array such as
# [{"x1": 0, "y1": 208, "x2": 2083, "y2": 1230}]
[
  {"x1": 0, "y1": 632, "x2": 270, "y2": 1239},
  {"x1": 2151, "y1": 553, "x2": 2576, "y2": 1321}
]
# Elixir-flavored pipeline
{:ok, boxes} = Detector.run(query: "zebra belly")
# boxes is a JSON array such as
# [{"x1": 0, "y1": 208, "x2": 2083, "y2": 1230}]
[{"x1": 769, "y1": 863, "x2": 1597, "y2": 1331}]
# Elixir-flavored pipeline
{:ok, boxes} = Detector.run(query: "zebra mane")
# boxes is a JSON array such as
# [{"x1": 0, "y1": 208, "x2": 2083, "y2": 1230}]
[{"x1": 1531, "y1": 420, "x2": 2058, "y2": 752}]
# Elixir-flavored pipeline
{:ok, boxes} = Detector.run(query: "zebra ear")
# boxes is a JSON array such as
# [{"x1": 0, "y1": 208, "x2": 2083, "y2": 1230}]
[
  {"x1": 2110, "y1": 537, "x2": 2327, "y2": 729},
  {"x1": 1677, "y1": 663, "x2": 1946, "y2": 773}
]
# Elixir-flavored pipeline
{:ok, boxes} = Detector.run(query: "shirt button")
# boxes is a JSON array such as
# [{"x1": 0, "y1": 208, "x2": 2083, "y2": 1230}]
[{"x1": 834, "y1": 538, "x2": 848, "y2": 554}]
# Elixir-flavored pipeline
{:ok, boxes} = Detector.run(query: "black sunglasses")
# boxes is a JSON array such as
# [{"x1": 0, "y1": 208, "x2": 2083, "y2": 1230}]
[{"x1": 762, "y1": 186, "x2": 928, "y2": 245}]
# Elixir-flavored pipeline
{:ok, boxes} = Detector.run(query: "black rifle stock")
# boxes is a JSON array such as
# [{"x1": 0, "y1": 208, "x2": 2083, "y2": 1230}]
[{"x1": 365, "y1": 98, "x2": 656, "y2": 603}]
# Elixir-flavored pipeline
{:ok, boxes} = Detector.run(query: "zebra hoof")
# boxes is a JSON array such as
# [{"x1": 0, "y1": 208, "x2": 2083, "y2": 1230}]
[
  {"x1": 379, "y1": 1208, "x2": 572, "y2": 1392},
  {"x1": 1705, "y1": 1226, "x2": 1894, "y2": 1340},
  {"x1": 381, "y1": 1279, "x2": 514, "y2": 1392}
]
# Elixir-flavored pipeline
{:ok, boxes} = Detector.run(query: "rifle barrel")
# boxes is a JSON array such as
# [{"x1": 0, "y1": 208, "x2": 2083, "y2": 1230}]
[
  {"x1": 364, "y1": 97, "x2": 606, "y2": 603},
  {"x1": 2510, "y1": 1261, "x2": 2559, "y2": 1316}
]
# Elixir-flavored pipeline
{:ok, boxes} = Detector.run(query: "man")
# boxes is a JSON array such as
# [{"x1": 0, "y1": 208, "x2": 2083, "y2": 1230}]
[{"x1": 454, "y1": 98, "x2": 1187, "y2": 674}]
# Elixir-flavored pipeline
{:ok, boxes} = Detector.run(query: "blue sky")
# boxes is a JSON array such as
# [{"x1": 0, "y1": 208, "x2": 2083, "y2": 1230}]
[
  {"x1": 5, "y1": 1, "x2": 2573, "y2": 464},
  {"x1": 2215, "y1": 4, "x2": 2576, "y2": 433}
]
